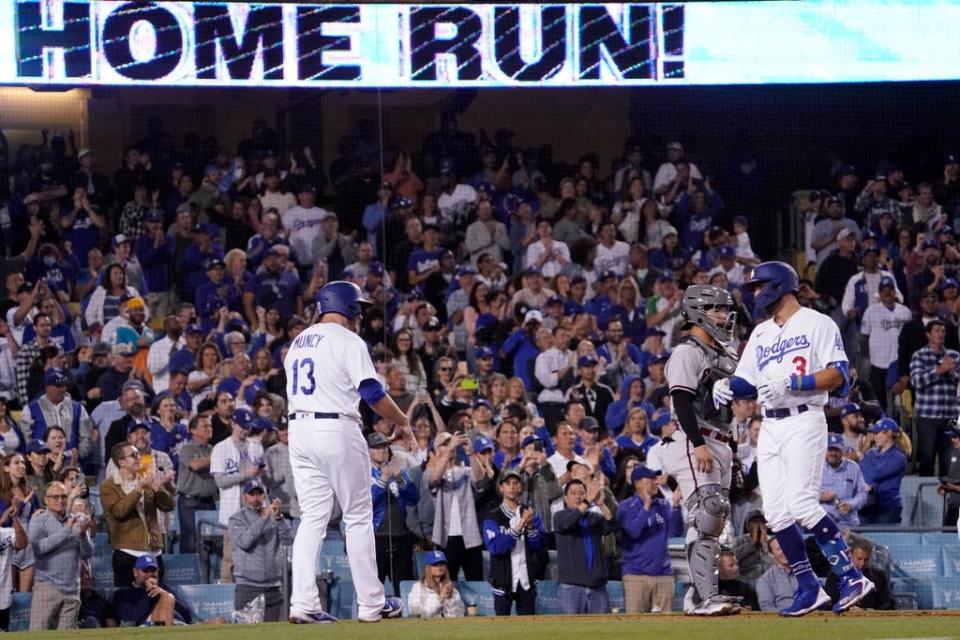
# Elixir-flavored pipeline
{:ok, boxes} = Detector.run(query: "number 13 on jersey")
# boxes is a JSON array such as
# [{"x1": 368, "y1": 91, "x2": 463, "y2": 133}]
[{"x1": 291, "y1": 358, "x2": 316, "y2": 395}]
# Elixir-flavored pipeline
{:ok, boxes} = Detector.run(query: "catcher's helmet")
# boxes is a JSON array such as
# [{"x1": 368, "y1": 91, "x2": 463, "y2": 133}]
[{"x1": 681, "y1": 285, "x2": 736, "y2": 344}]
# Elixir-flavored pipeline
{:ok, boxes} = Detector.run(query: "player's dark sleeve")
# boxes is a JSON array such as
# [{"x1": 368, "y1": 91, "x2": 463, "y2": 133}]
[{"x1": 670, "y1": 389, "x2": 706, "y2": 447}]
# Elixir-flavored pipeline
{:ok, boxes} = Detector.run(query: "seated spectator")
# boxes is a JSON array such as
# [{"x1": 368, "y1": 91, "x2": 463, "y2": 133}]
[
  {"x1": 406, "y1": 550, "x2": 465, "y2": 619},
  {"x1": 100, "y1": 441, "x2": 176, "y2": 587},
  {"x1": 28, "y1": 481, "x2": 94, "y2": 631},
  {"x1": 859, "y1": 418, "x2": 909, "y2": 524},
  {"x1": 553, "y1": 477, "x2": 618, "y2": 614},
  {"x1": 482, "y1": 469, "x2": 547, "y2": 616},
  {"x1": 937, "y1": 427, "x2": 960, "y2": 526},
  {"x1": 820, "y1": 433, "x2": 870, "y2": 529},
  {"x1": 78, "y1": 561, "x2": 114, "y2": 629},
  {"x1": 229, "y1": 479, "x2": 293, "y2": 622},
  {"x1": 0, "y1": 452, "x2": 41, "y2": 593},
  {"x1": 824, "y1": 537, "x2": 893, "y2": 610},
  {"x1": 717, "y1": 548, "x2": 759, "y2": 611},
  {"x1": 756, "y1": 538, "x2": 797, "y2": 612},
  {"x1": 0, "y1": 485, "x2": 27, "y2": 631},
  {"x1": 618, "y1": 464, "x2": 683, "y2": 613},
  {"x1": 732, "y1": 510, "x2": 774, "y2": 581},
  {"x1": 110, "y1": 554, "x2": 193, "y2": 626}
]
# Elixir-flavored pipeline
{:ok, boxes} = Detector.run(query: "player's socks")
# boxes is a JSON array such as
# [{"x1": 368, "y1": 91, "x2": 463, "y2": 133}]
[
  {"x1": 811, "y1": 514, "x2": 860, "y2": 580},
  {"x1": 774, "y1": 524, "x2": 820, "y2": 591}
]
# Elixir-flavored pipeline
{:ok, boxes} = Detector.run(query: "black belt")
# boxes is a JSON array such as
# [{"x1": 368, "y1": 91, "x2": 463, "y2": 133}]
[
  {"x1": 764, "y1": 404, "x2": 810, "y2": 419},
  {"x1": 700, "y1": 427, "x2": 730, "y2": 444},
  {"x1": 180, "y1": 494, "x2": 216, "y2": 501},
  {"x1": 288, "y1": 412, "x2": 341, "y2": 420}
]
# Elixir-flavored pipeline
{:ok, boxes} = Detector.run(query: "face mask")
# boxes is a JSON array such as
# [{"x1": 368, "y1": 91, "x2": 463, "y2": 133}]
[{"x1": 43, "y1": 256, "x2": 57, "y2": 267}]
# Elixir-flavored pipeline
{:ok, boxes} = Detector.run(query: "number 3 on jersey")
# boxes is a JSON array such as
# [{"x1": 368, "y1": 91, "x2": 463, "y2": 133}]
[
  {"x1": 291, "y1": 358, "x2": 316, "y2": 395},
  {"x1": 792, "y1": 355, "x2": 807, "y2": 376}
]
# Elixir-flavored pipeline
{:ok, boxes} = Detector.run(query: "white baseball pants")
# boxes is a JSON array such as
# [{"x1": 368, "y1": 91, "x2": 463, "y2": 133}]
[
  {"x1": 288, "y1": 418, "x2": 384, "y2": 620},
  {"x1": 756, "y1": 410, "x2": 829, "y2": 532}
]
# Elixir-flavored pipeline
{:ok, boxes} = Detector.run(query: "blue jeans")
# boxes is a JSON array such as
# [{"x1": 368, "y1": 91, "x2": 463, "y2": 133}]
[
  {"x1": 178, "y1": 495, "x2": 217, "y2": 554},
  {"x1": 558, "y1": 583, "x2": 609, "y2": 614}
]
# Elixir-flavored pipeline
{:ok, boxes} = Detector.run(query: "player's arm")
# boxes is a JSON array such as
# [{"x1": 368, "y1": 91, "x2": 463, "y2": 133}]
[{"x1": 670, "y1": 389, "x2": 713, "y2": 474}]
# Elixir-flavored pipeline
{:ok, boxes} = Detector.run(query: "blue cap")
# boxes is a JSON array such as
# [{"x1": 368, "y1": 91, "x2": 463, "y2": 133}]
[
  {"x1": 226, "y1": 317, "x2": 249, "y2": 333},
  {"x1": 392, "y1": 196, "x2": 413, "y2": 210},
  {"x1": 652, "y1": 351, "x2": 671, "y2": 365},
  {"x1": 26, "y1": 440, "x2": 50, "y2": 454},
  {"x1": 185, "y1": 323, "x2": 202, "y2": 335},
  {"x1": 232, "y1": 408, "x2": 254, "y2": 428},
  {"x1": 145, "y1": 209, "x2": 163, "y2": 223},
  {"x1": 250, "y1": 417, "x2": 275, "y2": 433},
  {"x1": 631, "y1": 464, "x2": 658, "y2": 482},
  {"x1": 733, "y1": 215, "x2": 748, "y2": 227},
  {"x1": 546, "y1": 295, "x2": 563, "y2": 306},
  {"x1": 520, "y1": 435, "x2": 542, "y2": 449},
  {"x1": 204, "y1": 258, "x2": 225, "y2": 270},
  {"x1": 878, "y1": 276, "x2": 897, "y2": 290},
  {"x1": 424, "y1": 550, "x2": 448, "y2": 565},
  {"x1": 577, "y1": 355, "x2": 598, "y2": 368},
  {"x1": 922, "y1": 238, "x2": 941, "y2": 250},
  {"x1": 243, "y1": 479, "x2": 266, "y2": 494},
  {"x1": 473, "y1": 436, "x2": 495, "y2": 453},
  {"x1": 473, "y1": 398, "x2": 493, "y2": 411},
  {"x1": 719, "y1": 245, "x2": 736, "y2": 258},
  {"x1": 652, "y1": 409, "x2": 672, "y2": 431},
  {"x1": 946, "y1": 153, "x2": 959, "y2": 165},
  {"x1": 439, "y1": 158, "x2": 455, "y2": 175},
  {"x1": 840, "y1": 402, "x2": 861, "y2": 417},
  {"x1": 369, "y1": 261, "x2": 385, "y2": 276},
  {"x1": 838, "y1": 164, "x2": 856, "y2": 176},
  {"x1": 601, "y1": 269, "x2": 619, "y2": 281},
  {"x1": 657, "y1": 269, "x2": 675, "y2": 282},
  {"x1": 642, "y1": 327, "x2": 666, "y2": 340},
  {"x1": 477, "y1": 346, "x2": 496, "y2": 360},
  {"x1": 524, "y1": 265, "x2": 542, "y2": 276},
  {"x1": 474, "y1": 313, "x2": 497, "y2": 332},
  {"x1": 867, "y1": 417, "x2": 900, "y2": 434},
  {"x1": 127, "y1": 421, "x2": 150, "y2": 435},
  {"x1": 457, "y1": 264, "x2": 478, "y2": 277},
  {"x1": 44, "y1": 368, "x2": 69, "y2": 387},
  {"x1": 135, "y1": 554, "x2": 159, "y2": 571},
  {"x1": 941, "y1": 278, "x2": 959, "y2": 291},
  {"x1": 827, "y1": 433, "x2": 844, "y2": 449}
]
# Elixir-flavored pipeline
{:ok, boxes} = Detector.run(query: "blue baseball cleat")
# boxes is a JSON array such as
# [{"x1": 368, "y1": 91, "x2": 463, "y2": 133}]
[
  {"x1": 359, "y1": 596, "x2": 403, "y2": 623},
  {"x1": 833, "y1": 575, "x2": 875, "y2": 614},
  {"x1": 779, "y1": 585, "x2": 831, "y2": 617},
  {"x1": 289, "y1": 610, "x2": 338, "y2": 624}
]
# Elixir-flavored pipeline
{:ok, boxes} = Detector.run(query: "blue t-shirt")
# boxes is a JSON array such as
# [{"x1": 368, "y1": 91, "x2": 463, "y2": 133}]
[
  {"x1": 243, "y1": 270, "x2": 302, "y2": 319},
  {"x1": 407, "y1": 248, "x2": 444, "y2": 275}
]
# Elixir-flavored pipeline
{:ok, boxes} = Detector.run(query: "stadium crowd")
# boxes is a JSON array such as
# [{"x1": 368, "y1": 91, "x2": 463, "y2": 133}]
[{"x1": 0, "y1": 115, "x2": 958, "y2": 627}]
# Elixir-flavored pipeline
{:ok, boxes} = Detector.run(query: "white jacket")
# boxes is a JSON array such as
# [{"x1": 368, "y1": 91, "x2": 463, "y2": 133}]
[{"x1": 407, "y1": 581, "x2": 465, "y2": 618}]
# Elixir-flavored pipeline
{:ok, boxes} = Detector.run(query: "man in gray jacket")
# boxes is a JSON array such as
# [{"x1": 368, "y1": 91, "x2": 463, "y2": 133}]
[{"x1": 228, "y1": 479, "x2": 294, "y2": 622}]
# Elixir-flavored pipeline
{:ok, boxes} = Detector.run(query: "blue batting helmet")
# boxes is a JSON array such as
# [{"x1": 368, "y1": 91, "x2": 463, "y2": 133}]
[
  {"x1": 316, "y1": 281, "x2": 372, "y2": 320},
  {"x1": 745, "y1": 261, "x2": 799, "y2": 311}
]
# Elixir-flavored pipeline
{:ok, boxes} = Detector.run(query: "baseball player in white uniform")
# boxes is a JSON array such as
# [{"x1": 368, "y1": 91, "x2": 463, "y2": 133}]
[
  {"x1": 663, "y1": 285, "x2": 741, "y2": 616},
  {"x1": 713, "y1": 261, "x2": 874, "y2": 616},
  {"x1": 284, "y1": 281, "x2": 415, "y2": 623}
]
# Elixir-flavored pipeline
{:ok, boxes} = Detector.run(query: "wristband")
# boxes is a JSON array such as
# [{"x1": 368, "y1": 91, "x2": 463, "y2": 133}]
[{"x1": 790, "y1": 374, "x2": 817, "y2": 391}]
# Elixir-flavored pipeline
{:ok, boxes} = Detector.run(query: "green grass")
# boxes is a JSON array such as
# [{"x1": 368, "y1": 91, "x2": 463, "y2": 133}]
[{"x1": 12, "y1": 613, "x2": 960, "y2": 640}]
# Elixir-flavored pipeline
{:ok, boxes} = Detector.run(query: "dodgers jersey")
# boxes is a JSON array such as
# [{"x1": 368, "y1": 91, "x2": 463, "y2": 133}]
[
  {"x1": 734, "y1": 306, "x2": 847, "y2": 410},
  {"x1": 284, "y1": 322, "x2": 379, "y2": 419}
]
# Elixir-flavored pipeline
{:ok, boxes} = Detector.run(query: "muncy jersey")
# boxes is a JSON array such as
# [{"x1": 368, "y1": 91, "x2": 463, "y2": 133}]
[
  {"x1": 734, "y1": 306, "x2": 847, "y2": 410},
  {"x1": 283, "y1": 322, "x2": 380, "y2": 419}
]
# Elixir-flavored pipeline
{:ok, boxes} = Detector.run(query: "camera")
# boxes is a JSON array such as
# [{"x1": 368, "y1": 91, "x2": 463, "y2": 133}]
[
  {"x1": 532, "y1": 440, "x2": 544, "y2": 453},
  {"x1": 79, "y1": 485, "x2": 90, "y2": 499}
]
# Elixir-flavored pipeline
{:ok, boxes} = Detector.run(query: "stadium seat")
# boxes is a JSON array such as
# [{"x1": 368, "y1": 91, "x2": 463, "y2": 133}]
[
  {"x1": 930, "y1": 576, "x2": 960, "y2": 609},
  {"x1": 163, "y1": 553, "x2": 202, "y2": 587},
  {"x1": 179, "y1": 583, "x2": 236, "y2": 621},
  {"x1": 9, "y1": 592, "x2": 31, "y2": 631},
  {"x1": 607, "y1": 580, "x2": 624, "y2": 612},
  {"x1": 887, "y1": 544, "x2": 943, "y2": 579},
  {"x1": 195, "y1": 510, "x2": 222, "y2": 538},
  {"x1": 864, "y1": 531, "x2": 922, "y2": 549},
  {"x1": 399, "y1": 579, "x2": 416, "y2": 616},
  {"x1": 921, "y1": 532, "x2": 957, "y2": 546},
  {"x1": 943, "y1": 546, "x2": 960, "y2": 578},
  {"x1": 544, "y1": 550, "x2": 558, "y2": 581},
  {"x1": 322, "y1": 549, "x2": 353, "y2": 582},
  {"x1": 534, "y1": 580, "x2": 559, "y2": 614},
  {"x1": 456, "y1": 581, "x2": 496, "y2": 616},
  {"x1": 330, "y1": 578, "x2": 357, "y2": 620},
  {"x1": 91, "y1": 554, "x2": 115, "y2": 591}
]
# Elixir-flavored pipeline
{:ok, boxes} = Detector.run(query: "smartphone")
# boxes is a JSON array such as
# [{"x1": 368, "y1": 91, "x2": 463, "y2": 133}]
[
  {"x1": 459, "y1": 378, "x2": 479, "y2": 391},
  {"x1": 532, "y1": 440, "x2": 544, "y2": 453}
]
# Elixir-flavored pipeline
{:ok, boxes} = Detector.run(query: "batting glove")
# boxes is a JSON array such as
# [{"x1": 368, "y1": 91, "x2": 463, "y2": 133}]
[
  {"x1": 757, "y1": 376, "x2": 791, "y2": 404},
  {"x1": 712, "y1": 378, "x2": 733, "y2": 409}
]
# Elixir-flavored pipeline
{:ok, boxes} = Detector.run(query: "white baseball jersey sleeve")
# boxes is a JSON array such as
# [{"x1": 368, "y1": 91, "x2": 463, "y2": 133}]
[
  {"x1": 284, "y1": 322, "x2": 380, "y2": 418},
  {"x1": 735, "y1": 306, "x2": 847, "y2": 410}
]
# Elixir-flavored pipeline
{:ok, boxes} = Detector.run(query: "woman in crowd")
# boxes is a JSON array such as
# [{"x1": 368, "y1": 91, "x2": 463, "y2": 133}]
[
  {"x1": 616, "y1": 408, "x2": 659, "y2": 458},
  {"x1": 407, "y1": 550, "x2": 465, "y2": 619},
  {"x1": 42, "y1": 425, "x2": 76, "y2": 483},
  {"x1": 486, "y1": 373, "x2": 509, "y2": 423},
  {"x1": 430, "y1": 357, "x2": 457, "y2": 401},
  {"x1": 155, "y1": 394, "x2": 189, "y2": 468},
  {"x1": 0, "y1": 399, "x2": 20, "y2": 456},
  {"x1": 224, "y1": 248, "x2": 252, "y2": 300},
  {"x1": 424, "y1": 431, "x2": 487, "y2": 581},
  {"x1": 391, "y1": 329, "x2": 428, "y2": 395},
  {"x1": 614, "y1": 455, "x2": 643, "y2": 502},
  {"x1": 84, "y1": 263, "x2": 142, "y2": 328},
  {"x1": 462, "y1": 282, "x2": 491, "y2": 348},
  {"x1": 187, "y1": 341, "x2": 222, "y2": 409},
  {"x1": 0, "y1": 453, "x2": 40, "y2": 592},
  {"x1": 255, "y1": 306, "x2": 286, "y2": 345},
  {"x1": 506, "y1": 377, "x2": 538, "y2": 419},
  {"x1": 859, "y1": 418, "x2": 910, "y2": 525}
]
